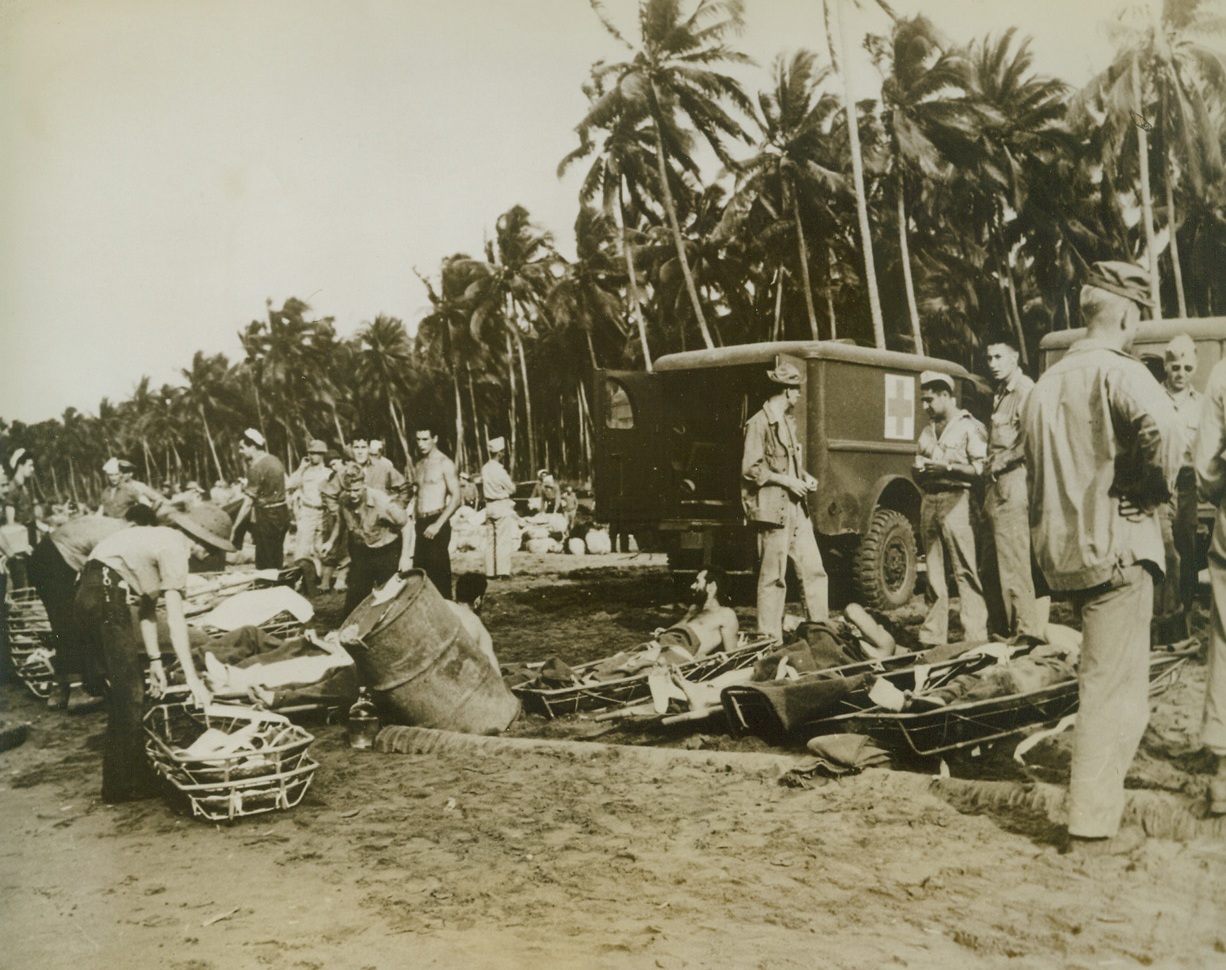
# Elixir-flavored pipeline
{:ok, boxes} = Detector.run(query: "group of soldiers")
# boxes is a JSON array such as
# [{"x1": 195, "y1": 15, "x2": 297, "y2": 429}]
[{"x1": 741, "y1": 259, "x2": 1226, "y2": 854}]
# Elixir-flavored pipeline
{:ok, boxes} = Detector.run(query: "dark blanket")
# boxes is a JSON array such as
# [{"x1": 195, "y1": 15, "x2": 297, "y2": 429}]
[{"x1": 722, "y1": 671, "x2": 872, "y2": 745}]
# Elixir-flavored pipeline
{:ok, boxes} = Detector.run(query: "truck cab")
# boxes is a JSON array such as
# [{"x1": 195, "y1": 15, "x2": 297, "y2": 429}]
[{"x1": 593, "y1": 340, "x2": 973, "y2": 609}]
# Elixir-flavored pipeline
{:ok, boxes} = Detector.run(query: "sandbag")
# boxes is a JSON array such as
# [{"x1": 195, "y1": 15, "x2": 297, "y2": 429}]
[{"x1": 584, "y1": 529, "x2": 611, "y2": 554}]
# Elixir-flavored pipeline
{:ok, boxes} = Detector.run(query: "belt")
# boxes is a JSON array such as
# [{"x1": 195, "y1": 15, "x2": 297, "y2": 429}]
[
  {"x1": 259, "y1": 501, "x2": 287, "y2": 509},
  {"x1": 987, "y1": 459, "x2": 1025, "y2": 484},
  {"x1": 923, "y1": 484, "x2": 969, "y2": 495},
  {"x1": 416, "y1": 509, "x2": 444, "y2": 519}
]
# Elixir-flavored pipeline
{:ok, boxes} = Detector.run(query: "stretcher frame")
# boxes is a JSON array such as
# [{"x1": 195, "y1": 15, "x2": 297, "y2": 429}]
[{"x1": 512, "y1": 632, "x2": 775, "y2": 719}]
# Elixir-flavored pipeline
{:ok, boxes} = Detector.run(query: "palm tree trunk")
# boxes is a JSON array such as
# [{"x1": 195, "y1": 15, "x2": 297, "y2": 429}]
[
  {"x1": 388, "y1": 397, "x2": 411, "y2": 465},
  {"x1": 199, "y1": 407, "x2": 224, "y2": 480},
  {"x1": 513, "y1": 327, "x2": 538, "y2": 475},
  {"x1": 1131, "y1": 55, "x2": 1161, "y2": 318},
  {"x1": 67, "y1": 457, "x2": 80, "y2": 503},
  {"x1": 616, "y1": 183, "x2": 653, "y2": 371},
  {"x1": 828, "y1": 0, "x2": 885, "y2": 349},
  {"x1": 465, "y1": 364, "x2": 484, "y2": 467},
  {"x1": 791, "y1": 187, "x2": 820, "y2": 340},
  {"x1": 585, "y1": 329, "x2": 599, "y2": 371},
  {"x1": 453, "y1": 375, "x2": 466, "y2": 471},
  {"x1": 505, "y1": 331, "x2": 519, "y2": 475},
  {"x1": 648, "y1": 84, "x2": 716, "y2": 350},
  {"x1": 896, "y1": 182, "x2": 924, "y2": 355},
  {"x1": 826, "y1": 245, "x2": 839, "y2": 339},
  {"x1": 331, "y1": 410, "x2": 347, "y2": 450},
  {"x1": 772, "y1": 267, "x2": 785, "y2": 341},
  {"x1": 577, "y1": 379, "x2": 593, "y2": 479},
  {"x1": 1164, "y1": 148, "x2": 1187, "y2": 317}
]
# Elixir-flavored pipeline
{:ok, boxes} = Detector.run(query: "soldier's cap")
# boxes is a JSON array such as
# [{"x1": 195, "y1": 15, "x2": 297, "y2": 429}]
[
  {"x1": 241, "y1": 428, "x2": 266, "y2": 448},
  {"x1": 370, "y1": 439, "x2": 384, "y2": 453},
  {"x1": 767, "y1": 359, "x2": 802, "y2": 386},
  {"x1": 167, "y1": 502, "x2": 235, "y2": 553},
  {"x1": 488, "y1": 436, "x2": 506, "y2": 453},
  {"x1": 117, "y1": 459, "x2": 137, "y2": 474},
  {"x1": 1084, "y1": 261, "x2": 1153, "y2": 308},
  {"x1": 307, "y1": 438, "x2": 328, "y2": 454},
  {"x1": 460, "y1": 472, "x2": 471, "y2": 481},
  {"x1": 102, "y1": 456, "x2": 121, "y2": 475},
  {"x1": 340, "y1": 463, "x2": 366, "y2": 490},
  {"x1": 919, "y1": 370, "x2": 955, "y2": 392},
  {"x1": 1165, "y1": 334, "x2": 1196, "y2": 362}
]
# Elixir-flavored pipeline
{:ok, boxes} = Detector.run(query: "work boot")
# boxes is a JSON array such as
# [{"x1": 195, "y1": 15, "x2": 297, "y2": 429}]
[
  {"x1": 47, "y1": 681, "x2": 71, "y2": 711},
  {"x1": 1061, "y1": 826, "x2": 1146, "y2": 858}
]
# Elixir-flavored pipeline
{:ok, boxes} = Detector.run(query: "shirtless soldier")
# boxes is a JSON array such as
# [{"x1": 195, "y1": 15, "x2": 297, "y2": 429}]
[
  {"x1": 666, "y1": 567, "x2": 739, "y2": 659},
  {"x1": 412, "y1": 426, "x2": 461, "y2": 598}
]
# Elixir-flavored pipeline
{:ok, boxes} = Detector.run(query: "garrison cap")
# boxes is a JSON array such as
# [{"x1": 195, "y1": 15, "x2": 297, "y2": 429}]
[{"x1": 1084, "y1": 261, "x2": 1153, "y2": 308}]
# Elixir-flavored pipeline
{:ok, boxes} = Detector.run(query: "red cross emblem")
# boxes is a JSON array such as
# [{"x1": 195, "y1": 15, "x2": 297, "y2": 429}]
[{"x1": 884, "y1": 374, "x2": 914, "y2": 440}]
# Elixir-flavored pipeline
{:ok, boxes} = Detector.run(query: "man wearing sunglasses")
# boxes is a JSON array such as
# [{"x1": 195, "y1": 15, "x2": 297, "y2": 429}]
[{"x1": 1159, "y1": 334, "x2": 1202, "y2": 633}]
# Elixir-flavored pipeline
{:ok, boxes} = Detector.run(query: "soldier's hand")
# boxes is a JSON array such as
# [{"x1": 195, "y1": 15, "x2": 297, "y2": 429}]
[{"x1": 1117, "y1": 497, "x2": 1149, "y2": 522}]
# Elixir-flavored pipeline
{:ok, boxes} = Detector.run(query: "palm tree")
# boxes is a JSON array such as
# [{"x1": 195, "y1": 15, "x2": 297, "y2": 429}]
[
  {"x1": 355, "y1": 315, "x2": 414, "y2": 462},
  {"x1": 454, "y1": 205, "x2": 557, "y2": 476},
  {"x1": 1080, "y1": 0, "x2": 1226, "y2": 317},
  {"x1": 548, "y1": 207, "x2": 630, "y2": 369},
  {"x1": 871, "y1": 16, "x2": 979, "y2": 355},
  {"x1": 964, "y1": 29, "x2": 1071, "y2": 358},
  {"x1": 560, "y1": 83, "x2": 664, "y2": 369},
  {"x1": 734, "y1": 49, "x2": 847, "y2": 341},
  {"x1": 181, "y1": 351, "x2": 231, "y2": 481},
  {"x1": 824, "y1": 0, "x2": 891, "y2": 349},
  {"x1": 583, "y1": 0, "x2": 754, "y2": 349}
]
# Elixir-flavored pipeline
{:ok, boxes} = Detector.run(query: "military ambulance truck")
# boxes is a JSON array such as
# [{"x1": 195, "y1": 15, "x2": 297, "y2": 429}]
[{"x1": 593, "y1": 341, "x2": 973, "y2": 610}]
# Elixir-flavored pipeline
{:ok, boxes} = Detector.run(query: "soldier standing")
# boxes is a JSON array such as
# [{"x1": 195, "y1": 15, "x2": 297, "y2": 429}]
[
  {"x1": 1024, "y1": 261, "x2": 1180, "y2": 855},
  {"x1": 1195, "y1": 355, "x2": 1226, "y2": 815},
  {"x1": 1157, "y1": 334, "x2": 1201, "y2": 634},
  {"x1": 913, "y1": 371, "x2": 990, "y2": 646},
  {"x1": 980, "y1": 330, "x2": 1043, "y2": 640},
  {"x1": 230, "y1": 429, "x2": 289, "y2": 570},
  {"x1": 741, "y1": 360, "x2": 828, "y2": 643},
  {"x1": 481, "y1": 436, "x2": 518, "y2": 580},
  {"x1": 412, "y1": 427, "x2": 461, "y2": 598}
]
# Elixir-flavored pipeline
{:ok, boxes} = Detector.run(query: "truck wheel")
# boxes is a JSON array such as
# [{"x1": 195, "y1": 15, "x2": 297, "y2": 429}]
[{"x1": 854, "y1": 508, "x2": 917, "y2": 611}]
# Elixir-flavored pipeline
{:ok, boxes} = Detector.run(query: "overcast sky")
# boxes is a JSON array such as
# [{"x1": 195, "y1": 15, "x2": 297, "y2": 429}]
[{"x1": 0, "y1": 0, "x2": 1138, "y2": 424}]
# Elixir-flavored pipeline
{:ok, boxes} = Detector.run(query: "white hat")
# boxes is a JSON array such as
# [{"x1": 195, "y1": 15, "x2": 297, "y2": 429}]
[
  {"x1": 242, "y1": 428, "x2": 266, "y2": 448},
  {"x1": 919, "y1": 370, "x2": 955, "y2": 392},
  {"x1": 102, "y1": 457, "x2": 121, "y2": 475},
  {"x1": 488, "y1": 436, "x2": 506, "y2": 453}
]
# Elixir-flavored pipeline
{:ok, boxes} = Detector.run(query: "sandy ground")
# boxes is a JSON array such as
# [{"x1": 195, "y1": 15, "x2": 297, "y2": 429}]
[{"x1": 3, "y1": 550, "x2": 1226, "y2": 970}]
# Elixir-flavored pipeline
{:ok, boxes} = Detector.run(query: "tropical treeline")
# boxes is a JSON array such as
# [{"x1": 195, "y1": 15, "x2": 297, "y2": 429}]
[{"x1": 4, "y1": 0, "x2": 1224, "y2": 503}]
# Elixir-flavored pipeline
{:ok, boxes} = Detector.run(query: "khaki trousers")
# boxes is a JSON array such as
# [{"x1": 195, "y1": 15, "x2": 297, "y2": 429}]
[
  {"x1": 1203, "y1": 553, "x2": 1226, "y2": 755},
  {"x1": 756, "y1": 499, "x2": 828, "y2": 642},
  {"x1": 920, "y1": 489, "x2": 988, "y2": 645},
  {"x1": 1068, "y1": 564, "x2": 1153, "y2": 837},
  {"x1": 484, "y1": 499, "x2": 518, "y2": 578},
  {"x1": 982, "y1": 467, "x2": 1043, "y2": 639}
]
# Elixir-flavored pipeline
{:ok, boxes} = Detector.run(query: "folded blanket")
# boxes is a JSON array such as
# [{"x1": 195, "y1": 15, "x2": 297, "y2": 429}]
[{"x1": 722, "y1": 672, "x2": 871, "y2": 744}]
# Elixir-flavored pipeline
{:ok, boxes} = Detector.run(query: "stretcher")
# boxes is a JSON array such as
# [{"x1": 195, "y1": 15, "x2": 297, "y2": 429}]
[
  {"x1": 511, "y1": 632, "x2": 775, "y2": 719},
  {"x1": 813, "y1": 643, "x2": 1197, "y2": 758}
]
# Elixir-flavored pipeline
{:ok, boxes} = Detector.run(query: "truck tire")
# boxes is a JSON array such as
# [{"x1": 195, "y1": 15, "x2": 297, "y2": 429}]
[{"x1": 854, "y1": 508, "x2": 917, "y2": 611}]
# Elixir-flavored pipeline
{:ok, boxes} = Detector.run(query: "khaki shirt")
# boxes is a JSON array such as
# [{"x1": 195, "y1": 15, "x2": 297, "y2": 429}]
[
  {"x1": 89, "y1": 525, "x2": 191, "y2": 597},
  {"x1": 742, "y1": 395, "x2": 803, "y2": 527},
  {"x1": 1024, "y1": 338, "x2": 1181, "y2": 591},
  {"x1": 916, "y1": 409, "x2": 987, "y2": 492},
  {"x1": 987, "y1": 370, "x2": 1035, "y2": 475},
  {"x1": 1194, "y1": 360, "x2": 1226, "y2": 565},
  {"x1": 1166, "y1": 384, "x2": 1202, "y2": 469},
  {"x1": 287, "y1": 463, "x2": 332, "y2": 508},
  {"x1": 341, "y1": 487, "x2": 408, "y2": 550},
  {"x1": 481, "y1": 459, "x2": 516, "y2": 501}
]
